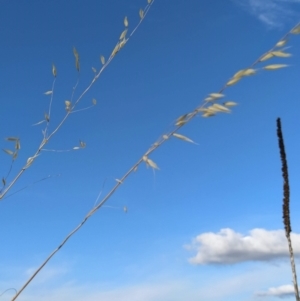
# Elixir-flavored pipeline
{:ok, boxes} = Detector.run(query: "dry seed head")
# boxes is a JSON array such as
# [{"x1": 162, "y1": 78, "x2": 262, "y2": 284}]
[
  {"x1": 119, "y1": 38, "x2": 127, "y2": 49},
  {"x1": 44, "y1": 113, "x2": 50, "y2": 122},
  {"x1": 5, "y1": 137, "x2": 19, "y2": 142},
  {"x1": 233, "y1": 68, "x2": 256, "y2": 78},
  {"x1": 202, "y1": 112, "x2": 215, "y2": 117},
  {"x1": 276, "y1": 40, "x2": 287, "y2": 47},
  {"x1": 291, "y1": 25, "x2": 300, "y2": 34},
  {"x1": 111, "y1": 43, "x2": 120, "y2": 57},
  {"x1": 226, "y1": 77, "x2": 241, "y2": 86},
  {"x1": 271, "y1": 51, "x2": 291, "y2": 58},
  {"x1": 139, "y1": 9, "x2": 144, "y2": 19},
  {"x1": 13, "y1": 151, "x2": 18, "y2": 160},
  {"x1": 209, "y1": 93, "x2": 224, "y2": 99},
  {"x1": 172, "y1": 133, "x2": 195, "y2": 144},
  {"x1": 2, "y1": 149, "x2": 14, "y2": 156},
  {"x1": 223, "y1": 101, "x2": 237, "y2": 107},
  {"x1": 73, "y1": 47, "x2": 80, "y2": 71},
  {"x1": 212, "y1": 103, "x2": 231, "y2": 113},
  {"x1": 15, "y1": 139, "x2": 21, "y2": 150},
  {"x1": 146, "y1": 158, "x2": 159, "y2": 169},
  {"x1": 124, "y1": 16, "x2": 128, "y2": 27},
  {"x1": 260, "y1": 53, "x2": 274, "y2": 62},
  {"x1": 65, "y1": 100, "x2": 71, "y2": 111},
  {"x1": 263, "y1": 64, "x2": 288, "y2": 70},
  {"x1": 52, "y1": 64, "x2": 57, "y2": 77},
  {"x1": 119, "y1": 29, "x2": 128, "y2": 40}
]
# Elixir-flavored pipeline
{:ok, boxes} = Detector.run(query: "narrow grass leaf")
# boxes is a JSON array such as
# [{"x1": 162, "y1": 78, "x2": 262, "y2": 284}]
[{"x1": 32, "y1": 120, "x2": 45, "y2": 126}]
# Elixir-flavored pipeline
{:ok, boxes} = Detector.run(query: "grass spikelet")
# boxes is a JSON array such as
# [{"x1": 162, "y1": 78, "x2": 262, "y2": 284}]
[{"x1": 277, "y1": 118, "x2": 300, "y2": 301}]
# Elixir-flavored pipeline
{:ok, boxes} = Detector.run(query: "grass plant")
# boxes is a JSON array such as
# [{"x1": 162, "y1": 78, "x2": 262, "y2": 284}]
[{"x1": 1, "y1": 2, "x2": 300, "y2": 300}]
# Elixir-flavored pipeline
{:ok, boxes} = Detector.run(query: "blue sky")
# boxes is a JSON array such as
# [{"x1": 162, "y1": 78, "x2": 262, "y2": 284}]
[{"x1": 1, "y1": 0, "x2": 300, "y2": 300}]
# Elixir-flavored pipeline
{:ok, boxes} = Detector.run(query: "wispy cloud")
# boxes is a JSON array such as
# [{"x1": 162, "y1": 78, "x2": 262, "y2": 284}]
[
  {"x1": 232, "y1": 0, "x2": 300, "y2": 27},
  {"x1": 186, "y1": 228, "x2": 300, "y2": 265},
  {"x1": 14, "y1": 265, "x2": 293, "y2": 301},
  {"x1": 256, "y1": 284, "x2": 295, "y2": 298},
  {"x1": 23, "y1": 265, "x2": 69, "y2": 285}
]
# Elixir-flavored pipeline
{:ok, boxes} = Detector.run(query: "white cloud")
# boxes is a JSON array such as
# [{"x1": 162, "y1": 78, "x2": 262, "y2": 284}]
[
  {"x1": 232, "y1": 0, "x2": 300, "y2": 27},
  {"x1": 186, "y1": 228, "x2": 300, "y2": 265},
  {"x1": 256, "y1": 284, "x2": 295, "y2": 298}
]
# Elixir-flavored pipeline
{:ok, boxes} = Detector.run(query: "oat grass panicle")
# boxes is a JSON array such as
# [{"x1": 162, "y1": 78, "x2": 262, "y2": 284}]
[
  {"x1": 1, "y1": 2, "x2": 300, "y2": 300},
  {"x1": 277, "y1": 118, "x2": 300, "y2": 301}
]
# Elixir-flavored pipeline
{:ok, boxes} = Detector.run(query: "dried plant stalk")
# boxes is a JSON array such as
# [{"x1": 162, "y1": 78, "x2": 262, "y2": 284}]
[{"x1": 277, "y1": 118, "x2": 300, "y2": 301}]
